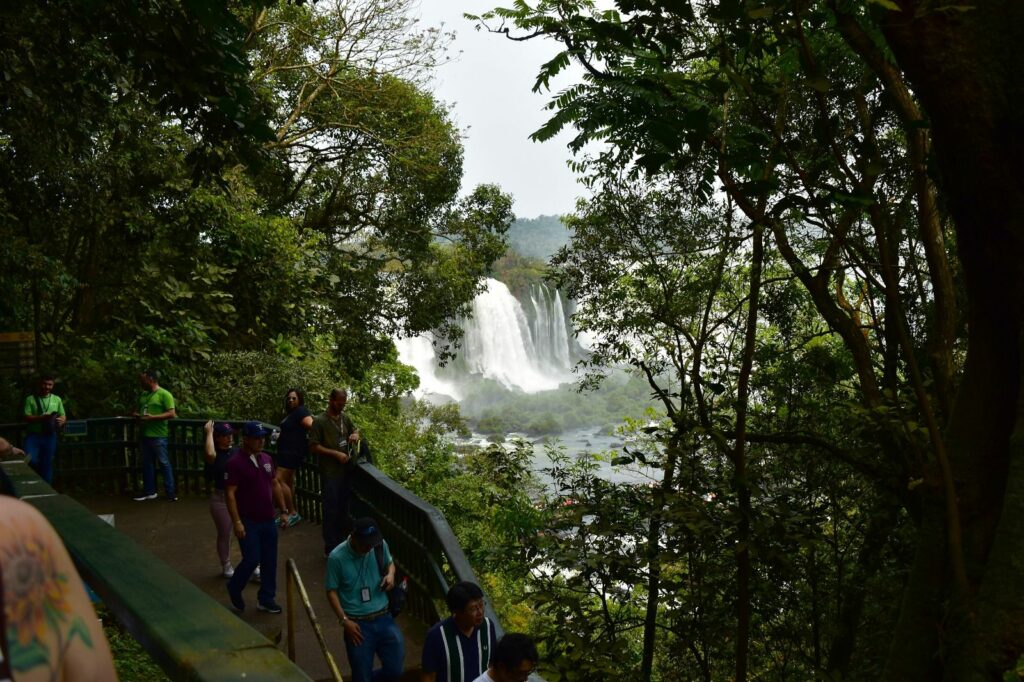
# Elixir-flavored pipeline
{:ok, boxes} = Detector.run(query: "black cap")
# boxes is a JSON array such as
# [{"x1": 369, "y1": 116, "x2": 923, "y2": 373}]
[{"x1": 352, "y1": 517, "x2": 383, "y2": 547}]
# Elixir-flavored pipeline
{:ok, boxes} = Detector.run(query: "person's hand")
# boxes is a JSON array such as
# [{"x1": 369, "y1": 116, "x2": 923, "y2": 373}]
[
  {"x1": 204, "y1": 420, "x2": 213, "y2": 434},
  {"x1": 342, "y1": 618, "x2": 363, "y2": 645},
  {"x1": 380, "y1": 573, "x2": 394, "y2": 591},
  {"x1": 56, "y1": 415, "x2": 67, "y2": 426},
  {"x1": 337, "y1": 450, "x2": 350, "y2": 464},
  {"x1": 348, "y1": 432, "x2": 360, "y2": 444},
  {"x1": 131, "y1": 411, "x2": 140, "y2": 419},
  {"x1": 278, "y1": 513, "x2": 289, "y2": 529},
  {"x1": 233, "y1": 521, "x2": 246, "y2": 540}
]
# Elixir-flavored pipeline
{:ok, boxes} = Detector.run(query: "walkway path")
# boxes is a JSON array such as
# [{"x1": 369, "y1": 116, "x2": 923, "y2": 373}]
[{"x1": 77, "y1": 494, "x2": 426, "y2": 682}]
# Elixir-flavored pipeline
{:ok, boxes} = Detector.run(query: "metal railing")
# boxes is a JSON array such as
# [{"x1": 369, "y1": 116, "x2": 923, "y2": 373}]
[
  {"x1": 348, "y1": 462, "x2": 505, "y2": 635},
  {"x1": 285, "y1": 558, "x2": 344, "y2": 681},
  {"x1": 0, "y1": 417, "x2": 504, "y2": 632},
  {"x1": 1, "y1": 459, "x2": 313, "y2": 682}
]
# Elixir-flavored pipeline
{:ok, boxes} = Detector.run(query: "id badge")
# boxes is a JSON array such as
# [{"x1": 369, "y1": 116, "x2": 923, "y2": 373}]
[{"x1": 360, "y1": 587, "x2": 371, "y2": 603}]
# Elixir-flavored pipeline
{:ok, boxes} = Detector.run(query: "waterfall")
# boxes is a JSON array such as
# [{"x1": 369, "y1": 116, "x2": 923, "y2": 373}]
[{"x1": 397, "y1": 277, "x2": 578, "y2": 397}]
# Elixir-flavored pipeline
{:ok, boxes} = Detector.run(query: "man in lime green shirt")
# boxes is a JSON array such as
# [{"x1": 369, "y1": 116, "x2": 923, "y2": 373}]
[
  {"x1": 132, "y1": 369, "x2": 177, "y2": 501},
  {"x1": 22, "y1": 373, "x2": 66, "y2": 483}
]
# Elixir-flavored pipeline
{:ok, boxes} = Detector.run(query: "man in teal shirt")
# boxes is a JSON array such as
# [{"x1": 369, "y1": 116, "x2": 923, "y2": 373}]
[
  {"x1": 325, "y1": 517, "x2": 404, "y2": 682},
  {"x1": 132, "y1": 369, "x2": 177, "y2": 501},
  {"x1": 22, "y1": 373, "x2": 66, "y2": 483}
]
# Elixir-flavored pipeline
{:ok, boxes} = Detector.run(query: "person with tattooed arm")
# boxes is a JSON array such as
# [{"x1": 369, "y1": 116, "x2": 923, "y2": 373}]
[{"x1": 0, "y1": 494, "x2": 116, "y2": 681}]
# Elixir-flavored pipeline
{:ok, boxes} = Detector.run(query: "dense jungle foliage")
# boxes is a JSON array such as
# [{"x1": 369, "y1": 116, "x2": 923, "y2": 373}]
[{"x1": 3, "y1": 1, "x2": 1024, "y2": 681}]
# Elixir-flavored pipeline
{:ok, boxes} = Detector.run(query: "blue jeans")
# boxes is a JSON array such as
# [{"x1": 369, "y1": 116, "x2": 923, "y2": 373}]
[
  {"x1": 344, "y1": 613, "x2": 404, "y2": 682},
  {"x1": 24, "y1": 433, "x2": 58, "y2": 483},
  {"x1": 227, "y1": 519, "x2": 278, "y2": 605},
  {"x1": 322, "y1": 475, "x2": 352, "y2": 555},
  {"x1": 140, "y1": 437, "x2": 175, "y2": 496}
]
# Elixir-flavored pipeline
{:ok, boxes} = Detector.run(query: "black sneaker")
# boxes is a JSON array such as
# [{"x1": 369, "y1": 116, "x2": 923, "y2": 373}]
[
  {"x1": 167, "y1": 495, "x2": 179, "y2": 502},
  {"x1": 257, "y1": 601, "x2": 283, "y2": 614},
  {"x1": 227, "y1": 588, "x2": 245, "y2": 613}
]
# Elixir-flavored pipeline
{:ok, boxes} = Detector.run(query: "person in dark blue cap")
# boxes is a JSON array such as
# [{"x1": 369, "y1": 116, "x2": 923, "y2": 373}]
[
  {"x1": 224, "y1": 421, "x2": 289, "y2": 614},
  {"x1": 325, "y1": 516, "x2": 404, "y2": 681}
]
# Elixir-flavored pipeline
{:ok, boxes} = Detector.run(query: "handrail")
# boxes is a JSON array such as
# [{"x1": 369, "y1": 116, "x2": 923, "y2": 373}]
[
  {"x1": 0, "y1": 416, "x2": 542, "y2": 676},
  {"x1": 349, "y1": 462, "x2": 506, "y2": 637},
  {"x1": 2, "y1": 460, "x2": 313, "y2": 681},
  {"x1": 285, "y1": 558, "x2": 344, "y2": 682}
]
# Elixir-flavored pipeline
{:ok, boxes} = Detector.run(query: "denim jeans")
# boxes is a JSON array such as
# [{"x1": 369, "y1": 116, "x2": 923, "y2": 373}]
[
  {"x1": 322, "y1": 475, "x2": 352, "y2": 555},
  {"x1": 344, "y1": 613, "x2": 404, "y2": 682},
  {"x1": 24, "y1": 432, "x2": 58, "y2": 483},
  {"x1": 227, "y1": 519, "x2": 278, "y2": 606},
  {"x1": 140, "y1": 437, "x2": 175, "y2": 496}
]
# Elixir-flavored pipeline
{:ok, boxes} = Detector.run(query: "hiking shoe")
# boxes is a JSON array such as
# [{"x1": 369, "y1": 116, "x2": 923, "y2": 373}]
[
  {"x1": 222, "y1": 562, "x2": 234, "y2": 578},
  {"x1": 133, "y1": 493, "x2": 158, "y2": 502},
  {"x1": 251, "y1": 566, "x2": 261, "y2": 583},
  {"x1": 287, "y1": 512, "x2": 302, "y2": 527},
  {"x1": 227, "y1": 588, "x2": 245, "y2": 613},
  {"x1": 257, "y1": 601, "x2": 283, "y2": 614},
  {"x1": 166, "y1": 495, "x2": 179, "y2": 502}
]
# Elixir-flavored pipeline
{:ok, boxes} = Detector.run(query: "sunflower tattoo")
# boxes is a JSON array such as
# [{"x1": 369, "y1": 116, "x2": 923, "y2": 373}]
[{"x1": 3, "y1": 522, "x2": 94, "y2": 679}]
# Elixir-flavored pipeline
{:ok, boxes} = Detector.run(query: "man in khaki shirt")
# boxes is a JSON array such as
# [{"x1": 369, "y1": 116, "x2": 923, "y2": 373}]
[{"x1": 308, "y1": 388, "x2": 361, "y2": 556}]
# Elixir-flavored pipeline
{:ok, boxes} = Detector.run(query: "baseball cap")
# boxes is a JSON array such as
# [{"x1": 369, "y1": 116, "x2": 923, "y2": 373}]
[
  {"x1": 352, "y1": 517, "x2": 383, "y2": 547},
  {"x1": 213, "y1": 422, "x2": 235, "y2": 437},
  {"x1": 242, "y1": 421, "x2": 270, "y2": 438}
]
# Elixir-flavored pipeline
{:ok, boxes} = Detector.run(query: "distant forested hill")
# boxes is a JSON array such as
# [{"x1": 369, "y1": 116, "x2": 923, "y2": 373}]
[{"x1": 508, "y1": 214, "x2": 572, "y2": 261}]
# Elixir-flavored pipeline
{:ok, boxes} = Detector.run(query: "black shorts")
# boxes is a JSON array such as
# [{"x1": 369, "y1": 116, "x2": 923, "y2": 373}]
[{"x1": 276, "y1": 449, "x2": 306, "y2": 470}]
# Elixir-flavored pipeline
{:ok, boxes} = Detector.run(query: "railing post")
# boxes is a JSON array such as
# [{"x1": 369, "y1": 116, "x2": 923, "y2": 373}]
[{"x1": 287, "y1": 560, "x2": 296, "y2": 662}]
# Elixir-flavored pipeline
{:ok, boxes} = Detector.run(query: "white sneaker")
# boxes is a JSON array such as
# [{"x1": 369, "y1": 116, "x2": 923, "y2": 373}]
[
  {"x1": 222, "y1": 562, "x2": 234, "y2": 578},
  {"x1": 251, "y1": 566, "x2": 261, "y2": 583},
  {"x1": 133, "y1": 493, "x2": 158, "y2": 502}
]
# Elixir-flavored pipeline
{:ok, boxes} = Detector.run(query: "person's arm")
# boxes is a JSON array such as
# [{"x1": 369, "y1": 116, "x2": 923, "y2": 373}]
[
  {"x1": 344, "y1": 415, "x2": 361, "y2": 445},
  {"x1": 326, "y1": 589, "x2": 363, "y2": 645},
  {"x1": 225, "y1": 484, "x2": 245, "y2": 539},
  {"x1": 142, "y1": 407, "x2": 176, "y2": 422},
  {"x1": 0, "y1": 436, "x2": 25, "y2": 461},
  {"x1": 310, "y1": 442, "x2": 350, "y2": 465},
  {"x1": 203, "y1": 420, "x2": 216, "y2": 463},
  {"x1": 0, "y1": 497, "x2": 117, "y2": 681},
  {"x1": 309, "y1": 421, "x2": 350, "y2": 465},
  {"x1": 380, "y1": 560, "x2": 396, "y2": 591},
  {"x1": 380, "y1": 541, "x2": 396, "y2": 590}
]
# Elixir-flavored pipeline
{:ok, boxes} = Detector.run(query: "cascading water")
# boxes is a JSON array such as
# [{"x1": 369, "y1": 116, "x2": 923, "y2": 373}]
[{"x1": 396, "y1": 277, "x2": 579, "y2": 398}]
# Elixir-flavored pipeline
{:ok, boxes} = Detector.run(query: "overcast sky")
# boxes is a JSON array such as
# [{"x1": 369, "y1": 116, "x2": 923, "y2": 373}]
[{"x1": 415, "y1": 1, "x2": 587, "y2": 219}]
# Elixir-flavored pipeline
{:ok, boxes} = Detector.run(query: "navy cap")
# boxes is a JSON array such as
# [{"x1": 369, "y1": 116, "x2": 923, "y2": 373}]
[
  {"x1": 213, "y1": 422, "x2": 235, "y2": 437},
  {"x1": 352, "y1": 517, "x2": 383, "y2": 547},
  {"x1": 241, "y1": 421, "x2": 270, "y2": 438}
]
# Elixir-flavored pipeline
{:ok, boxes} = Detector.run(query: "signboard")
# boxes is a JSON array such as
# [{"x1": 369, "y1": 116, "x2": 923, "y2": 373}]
[{"x1": 0, "y1": 331, "x2": 35, "y2": 376}]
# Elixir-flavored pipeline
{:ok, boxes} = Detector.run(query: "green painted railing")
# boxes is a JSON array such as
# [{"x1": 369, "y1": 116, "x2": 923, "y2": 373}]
[
  {"x1": 1, "y1": 459, "x2": 312, "y2": 682},
  {"x1": 1, "y1": 417, "x2": 518, "y2": 669}
]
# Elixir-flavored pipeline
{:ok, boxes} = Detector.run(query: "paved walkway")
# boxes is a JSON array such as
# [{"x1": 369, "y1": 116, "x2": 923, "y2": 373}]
[{"x1": 77, "y1": 494, "x2": 426, "y2": 682}]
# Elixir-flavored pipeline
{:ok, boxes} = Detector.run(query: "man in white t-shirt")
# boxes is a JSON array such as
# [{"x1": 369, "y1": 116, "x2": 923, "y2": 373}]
[{"x1": 470, "y1": 633, "x2": 538, "y2": 682}]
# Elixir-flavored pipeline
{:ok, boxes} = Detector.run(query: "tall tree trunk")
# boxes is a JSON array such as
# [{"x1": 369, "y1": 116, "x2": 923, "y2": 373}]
[
  {"x1": 879, "y1": 1, "x2": 1024, "y2": 675},
  {"x1": 732, "y1": 221, "x2": 764, "y2": 681},
  {"x1": 640, "y1": 434, "x2": 682, "y2": 681}
]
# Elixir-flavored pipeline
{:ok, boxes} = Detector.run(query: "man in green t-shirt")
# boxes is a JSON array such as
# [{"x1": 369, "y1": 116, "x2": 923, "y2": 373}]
[
  {"x1": 132, "y1": 369, "x2": 177, "y2": 501},
  {"x1": 22, "y1": 373, "x2": 66, "y2": 483}
]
